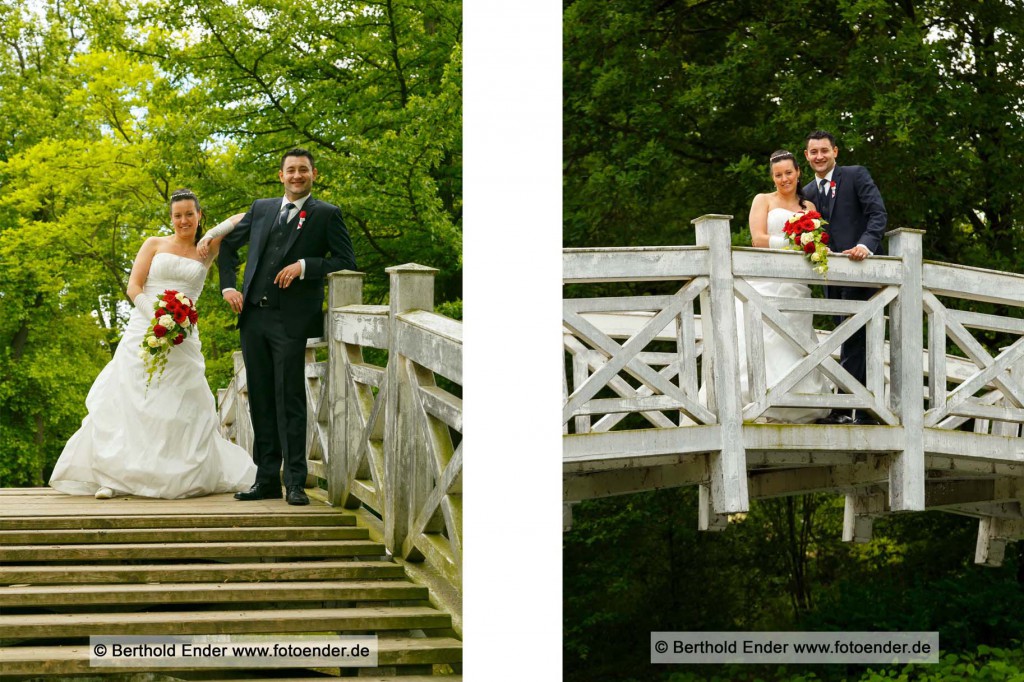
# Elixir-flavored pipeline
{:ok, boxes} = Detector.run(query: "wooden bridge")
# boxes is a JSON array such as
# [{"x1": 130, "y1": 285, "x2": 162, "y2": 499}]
[
  {"x1": 1, "y1": 265, "x2": 462, "y2": 679},
  {"x1": 563, "y1": 216, "x2": 1024, "y2": 567}
]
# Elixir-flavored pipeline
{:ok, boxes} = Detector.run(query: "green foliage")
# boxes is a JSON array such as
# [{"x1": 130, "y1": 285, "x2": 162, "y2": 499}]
[{"x1": 0, "y1": 0, "x2": 460, "y2": 487}]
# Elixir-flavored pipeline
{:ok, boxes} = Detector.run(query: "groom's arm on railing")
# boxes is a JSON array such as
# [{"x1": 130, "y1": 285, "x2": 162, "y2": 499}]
[
  {"x1": 217, "y1": 202, "x2": 258, "y2": 313},
  {"x1": 853, "y1": 165, "x2": 887, "y2": 255}
]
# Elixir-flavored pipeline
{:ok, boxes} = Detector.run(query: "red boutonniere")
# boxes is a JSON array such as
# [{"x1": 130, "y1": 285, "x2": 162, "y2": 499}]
[
  {"x1": 829, "y1": 181, "x2": 837, "y2": 198},
  {"x1": 297, "y1": 210, "x2": 307, "y2": 230}
]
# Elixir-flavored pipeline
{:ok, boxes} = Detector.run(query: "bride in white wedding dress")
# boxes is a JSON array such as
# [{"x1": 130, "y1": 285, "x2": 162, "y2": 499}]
[
  {"x1": 738, "y1": 150, "x2": 832, "y2": 423},
  {"x1": 49, "y1": 190, "x2": 256, "y2": 499}
]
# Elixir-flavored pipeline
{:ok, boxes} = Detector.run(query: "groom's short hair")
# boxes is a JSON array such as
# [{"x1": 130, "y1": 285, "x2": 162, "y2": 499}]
[
  {"x1": 281, "y1": 148, "x2": 315, "y2": 170},
  {"x1": 806, "y1": 130, "x2": 837, "y2": 148}
]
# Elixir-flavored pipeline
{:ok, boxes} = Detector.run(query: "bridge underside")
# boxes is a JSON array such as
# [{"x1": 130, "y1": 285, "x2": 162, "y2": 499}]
[{"x1": 563, "y1": 424, "x2": 1024, "y2": 567}]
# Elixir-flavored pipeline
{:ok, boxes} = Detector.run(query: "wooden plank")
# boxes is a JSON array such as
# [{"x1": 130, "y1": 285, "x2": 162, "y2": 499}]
[
  {"x1": 563, "y1": 459, "x2": 708, "y2": 501},
  {"x1": 395, "y1": 314, "x2": 462, "y2": 385},
  {"x1": 418, "y1": 385, "x2": 463, "y2": 432},
  {"x1": 0, "y1": 606, "x2": 451, "y2": 639},
  {"x1": 563, "y1": 294, "x2": 679, "y2": 313},
  {"x1": 563, "y1": 425, "x2": 722, "y2": 465},
  {"x1": 0, "y1": 637, "x2": 463, "y2": 675},
  {"x1": 0, "y1": 560, "x2": 404, "y2": 585},
  {"x1": 0, "y1": 512, "x2": 354, "y2": 530},
  {"x1": 732, "y1": 248, "x2": 903, "y2": 286},
  {"x1": 563, "y1": 246, "x2": 709, "y2": 282},
  {"x1": 0, "y1": 540, "x2": 386, "y2": 562},
  {"x1": 924, "y1": 260, "x2": 1024, "y2": 307},
  {"x1": 0, "y1": 526, "x2": 367, "y2": 545},
  {"x1": 0, "y1": 580, "x2": 428, "y2": 607},
  {"x1": 923, "y1": 429, "x2": 1024, "y2": 463},
  {"x1": 332, "y1": 305, "x2": 389, "y2": 348}
]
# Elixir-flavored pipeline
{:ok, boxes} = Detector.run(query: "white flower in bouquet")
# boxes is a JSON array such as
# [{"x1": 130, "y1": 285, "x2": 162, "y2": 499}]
[
  {"x1": 800, "y1": 232, "x2": 815, "y2": 245},
  {"x1": 159, "y1": 314, "x2": 174, "y2": 328}
]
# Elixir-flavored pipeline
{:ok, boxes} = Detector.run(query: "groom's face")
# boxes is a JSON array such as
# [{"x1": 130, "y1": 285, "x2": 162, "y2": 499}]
[
  {"x1": 279, "y1": 155, "x2": 318, "y2": 199},
  {"x1": 805, "y1": 139, "x2": 838, "y2": 176}
]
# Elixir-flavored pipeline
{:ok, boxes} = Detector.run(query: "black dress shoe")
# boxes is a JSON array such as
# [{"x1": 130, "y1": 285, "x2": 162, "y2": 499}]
[
  {"x1": 815, "y1": 411, "x2": 852, "y2": 425},
  {"x1": 234, "y1": 482, "x2": 282, "y2": 501},
  {"x1": 853, "y1": 415, "x2": 881, "y2": 426},
  {"x1": 286, "y1": 485, "x2": 310, "y2": 506}
]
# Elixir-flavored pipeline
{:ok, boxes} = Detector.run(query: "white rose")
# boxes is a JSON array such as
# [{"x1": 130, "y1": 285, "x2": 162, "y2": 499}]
[
  {"x1": 182, "y1": 296, "x2": 192, "y2": 307},
  {"x1": 810, "y1": 251, "x2": 822, "y2": 262},
  {"x1": 146, "y1": 336, "x2": 160, "y2": 348},
  {"x1": 159, "y1": 314, "x2": 174, "y2": 328},
  {"x1": 800, "y1": 232, "x2": 815, "y2": 245},
  {"x1": 176, "y1": 292, "x2": 187, "y2": 303}
]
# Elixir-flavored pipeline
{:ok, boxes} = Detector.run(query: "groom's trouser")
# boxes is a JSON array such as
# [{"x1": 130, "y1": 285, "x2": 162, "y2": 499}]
[
  {"x1": 827, "y1": 284, "x2": 875, "y2": 414},
  {"x1": 240, "y1": 307, "x2": 308, "y2": 487}
]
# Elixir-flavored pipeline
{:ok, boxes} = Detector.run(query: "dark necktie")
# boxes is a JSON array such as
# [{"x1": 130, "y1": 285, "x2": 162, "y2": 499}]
[
  {"x1": 819, "y1": 178, "x2": 828, "y2": 200},
  {"x1": 276, "y1": 202, "x2": 296, "y2": 230}
]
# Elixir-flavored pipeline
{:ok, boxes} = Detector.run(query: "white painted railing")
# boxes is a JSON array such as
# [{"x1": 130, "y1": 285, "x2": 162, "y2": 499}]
[
  {"x1": 564, "y1": 216, "x2": 1024, "y2": 565},
  {"x1": 219, "y1": 265, "x2": 462, "y2": 608}
]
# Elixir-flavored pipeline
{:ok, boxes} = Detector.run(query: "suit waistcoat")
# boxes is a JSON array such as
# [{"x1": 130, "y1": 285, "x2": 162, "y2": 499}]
[{"x1": 247, "y1": 219, "x2": 292, "y2": 305}]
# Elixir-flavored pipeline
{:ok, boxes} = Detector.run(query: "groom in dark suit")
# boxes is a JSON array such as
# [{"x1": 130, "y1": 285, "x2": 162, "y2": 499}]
[
  {"x1": 803, "y1": 130, "x2": 887, "y2": 426},
  {"x1": 219, "y1": 148, "x2": 356, "y2": 504}
]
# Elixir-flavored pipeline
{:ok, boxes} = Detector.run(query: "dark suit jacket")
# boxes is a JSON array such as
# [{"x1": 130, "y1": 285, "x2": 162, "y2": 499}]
[
  {"x1": 218, "y1": 196, "x2": 356, "y2": 338},
  {"x1": 803, "y1": 165, "x2": 887, "y2": 254}
]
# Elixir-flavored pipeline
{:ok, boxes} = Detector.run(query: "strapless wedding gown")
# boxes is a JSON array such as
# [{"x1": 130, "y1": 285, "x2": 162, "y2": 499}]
[
  {"x1": 734, "y1": 208, "x2": 832, "y2": 423},
  {"x1": 49, "y1": 253, "x2": 257, "y2": 498}
]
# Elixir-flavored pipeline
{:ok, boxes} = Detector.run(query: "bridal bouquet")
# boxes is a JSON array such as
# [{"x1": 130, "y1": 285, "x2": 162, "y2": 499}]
[
  {"x1": 782, "y1": 210, "x2": 830, "y2": 276},
  {"x1": 140, "y1": 289, "x2": 199, "y2": 387}
]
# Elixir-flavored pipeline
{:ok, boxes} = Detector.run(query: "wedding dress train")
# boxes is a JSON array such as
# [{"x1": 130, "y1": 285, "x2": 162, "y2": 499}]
[{"x1": 50, "y1": 252, "x2": 257, "y2": 498}]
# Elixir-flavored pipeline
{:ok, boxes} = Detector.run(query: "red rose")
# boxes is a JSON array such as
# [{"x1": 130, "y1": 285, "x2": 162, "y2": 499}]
[
  {"x1": 803, "y1": 241, "x2": 815, "y2": 254},
  {"x1": 299, "y1": 210, "x2": 306, "y2": 219},
  {"x1": 173, "y1": 334, "x2": 185, "y2": 345},
  {"x1": 153, "y1": 325, "x2": 167, "y2": 337},
  {"x1": 156, "y1": 307, "x2": 167, "y2": 317},
  {"x1": 163, "y1": 291, "x2": 177, "y2": 303},
  {"x1": 821, "y1": 233, "x2": 829, "y2": 244},
  {"x1": 188, "y1": 310, "x2": 198, "y2": 324}
]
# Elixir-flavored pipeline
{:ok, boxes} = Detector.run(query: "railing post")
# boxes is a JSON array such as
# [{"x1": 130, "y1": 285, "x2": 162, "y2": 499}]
[
  {"x1": 385, "y1": 263, "x2": 439, "y2": 557},
  {"x1": 887, "y1": 228, "x2": 926, "y2": 511},
  {"x1": 693, "y1": 215, "x2": 748, "y2": 514},
  {"x1": 327, "y1": 270, "x2": 364, "y2": 508}
]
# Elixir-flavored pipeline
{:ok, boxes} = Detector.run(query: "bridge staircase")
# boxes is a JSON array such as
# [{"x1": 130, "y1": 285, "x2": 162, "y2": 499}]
[{"x1": 0, "y1": 489, "x2": 462, "y2": 679}]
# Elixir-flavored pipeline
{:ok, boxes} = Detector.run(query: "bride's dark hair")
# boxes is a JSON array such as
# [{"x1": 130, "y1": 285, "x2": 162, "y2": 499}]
[
  {"x1": 169, "y1": 188, "x2": 205, "y2": 244},
  {"x1": 769, "y1": 150, "x2": 808, "y2": 209}
]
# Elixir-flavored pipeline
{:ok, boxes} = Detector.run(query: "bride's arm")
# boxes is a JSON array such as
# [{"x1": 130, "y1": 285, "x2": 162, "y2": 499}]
[
  {"x1": 127, "y1": 238, "x2": 160, "y2": 315},
  {"x1": 197, "y1": 213, "x2": 245, "y2": 261},
  {"x1": 748, "y1": 194, "x2": 773, "y2": 248}
]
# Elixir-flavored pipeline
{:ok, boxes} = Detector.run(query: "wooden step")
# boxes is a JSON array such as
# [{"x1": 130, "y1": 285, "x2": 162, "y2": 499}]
[
  {"x1": 0, "y1": 580, "x2": 429, "y2": 607},
  {"x1": 0, "y1": 526, "x2": 368, "y2": 544},
  {"x1": 0, "y1": 560, "x2": 406, "y2": 585},
  {"x1": 0, "y1": 637, "x2": 463, "y2": 675},
  {"x1": 0, "y1": 540, "x2": 386, "y2": 562},
  {"x1": 0, "y1": 606, "x2": 452, "y2": 639},
  {"x1": 0, "y1": 512, "x2": 355, "y2": 531}
]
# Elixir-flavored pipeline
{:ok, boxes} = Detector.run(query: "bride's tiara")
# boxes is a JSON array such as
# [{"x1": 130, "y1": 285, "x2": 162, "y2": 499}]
[{"x1": 770, "y1": 152, "x2": 794, "y2": 163}]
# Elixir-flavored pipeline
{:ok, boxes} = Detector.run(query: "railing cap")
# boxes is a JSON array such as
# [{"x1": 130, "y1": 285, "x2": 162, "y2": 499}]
[
  {"x1": 885, "y1": 228, "x2": 927, "y2": 236},
  {"x1": 385, "y1": 263, "x2": 440, "y2": 275},
  {"x1": 328, "y1": 269, "x2": 366, "y2": 278},
  {"x1": 691, "y1": 214, "x2": 734, "y2": 225}
]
